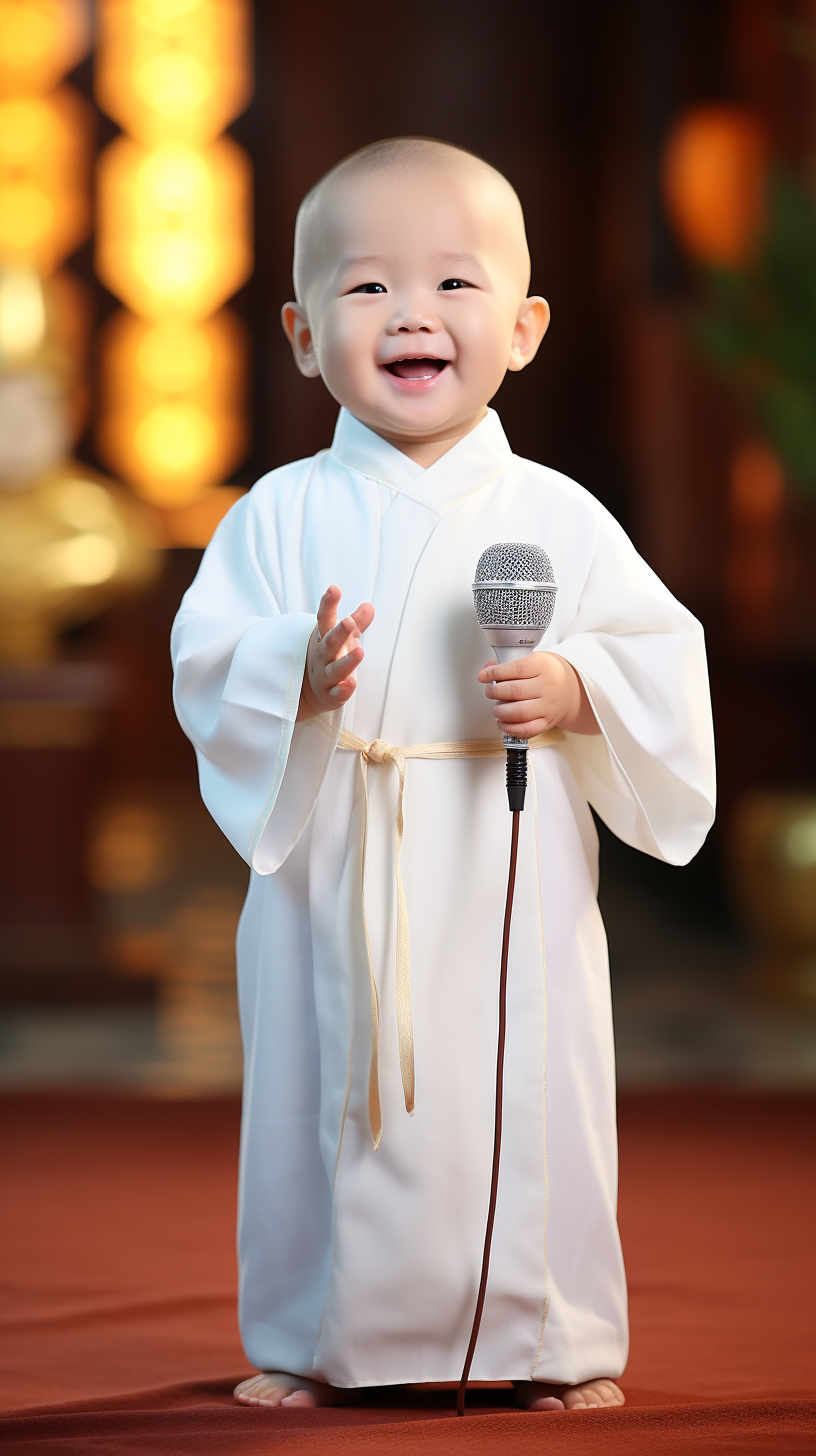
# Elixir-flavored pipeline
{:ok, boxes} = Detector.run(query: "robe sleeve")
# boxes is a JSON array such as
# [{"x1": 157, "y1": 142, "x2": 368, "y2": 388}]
[
  {"x1": 552, "y1": 503, "x2": 716, "y2": 866},
  {"x1": 170, "y1": 492, "x2": 342, "y2": 873}
]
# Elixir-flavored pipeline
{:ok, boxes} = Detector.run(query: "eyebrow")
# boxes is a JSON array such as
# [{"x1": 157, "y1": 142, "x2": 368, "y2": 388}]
[
  {"x1": 334, "y1": 250, "x2": 486, "y2": 278},
  {"x1": 335, "y1": 255, "x2": 388, "y2": 277},
  {"x1": 432, "y1": 251, "x2": 484, "y2": 269}
]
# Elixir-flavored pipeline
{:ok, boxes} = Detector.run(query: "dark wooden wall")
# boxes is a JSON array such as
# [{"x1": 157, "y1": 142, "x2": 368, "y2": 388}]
[{"x1": 232, "y1": 0, "x2": 636, "y2": 524}]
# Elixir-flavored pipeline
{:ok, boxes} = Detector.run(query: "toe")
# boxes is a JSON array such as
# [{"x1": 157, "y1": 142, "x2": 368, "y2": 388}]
[
  {"x1": 592, "y1": 1379, "x2": 625, "y2": 1407},
  {"x1": 234, "y1": 1377, "x2": 271, "y2": 1404},
  {"x1": 528, "y1": 1395, "x2": 565, "y2": 1411},
  {"x1": 563, "y1": 1379, "x2": 624, "y2": 1410},
  {"x1": 233, "y1": 1374, "x2": 296, "y2": 1407}
]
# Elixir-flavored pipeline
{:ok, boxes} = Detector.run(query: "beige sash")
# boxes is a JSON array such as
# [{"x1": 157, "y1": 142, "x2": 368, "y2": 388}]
[{"x1": 333, "y1": 725, "x2": 563, "y2": 1147}]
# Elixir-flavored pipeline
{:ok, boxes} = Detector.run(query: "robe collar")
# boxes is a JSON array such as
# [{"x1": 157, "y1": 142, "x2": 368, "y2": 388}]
[{"x1": 330, "y1": 406, "x2": 513, "y2": 518}]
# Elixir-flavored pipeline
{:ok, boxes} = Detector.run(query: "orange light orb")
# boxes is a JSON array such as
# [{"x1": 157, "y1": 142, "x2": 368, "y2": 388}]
[
  {"x1": 96, "y1": 136, "x2": 253, "y2": 322},
  {"x1": 98, "y1": 402, "x2": 246, "y2": 507},
  {"x1": 0, "y1": 0, "x2": 91, "y2": 97},
  {"x1": 662, "y1": 105, "x2": 767, "y2": 267},
  {"x1": 0, "y1": 88, "x2": 94, "y2": 271},
  {"x1": 96, "y1": 307, "x2": 248, "y2": 506},
  {"x1": 729, "y1": 441, "x2": 784, "y2": 526}
]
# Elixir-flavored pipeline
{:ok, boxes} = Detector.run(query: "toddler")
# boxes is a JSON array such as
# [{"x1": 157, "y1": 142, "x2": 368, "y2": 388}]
[{"x1": 172, "y1": 137, "x2": 715, "y2": 1412}]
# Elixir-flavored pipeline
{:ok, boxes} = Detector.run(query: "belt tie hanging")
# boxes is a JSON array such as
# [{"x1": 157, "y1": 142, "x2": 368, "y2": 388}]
[{"x1": 333, "y1": 726, "x2": 563, "y2": 1148}]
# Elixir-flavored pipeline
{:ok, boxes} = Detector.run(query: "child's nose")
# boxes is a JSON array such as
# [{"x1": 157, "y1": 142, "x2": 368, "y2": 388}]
[{"x1": 387, "y1": 300, "x2": 442, "y2": 334}]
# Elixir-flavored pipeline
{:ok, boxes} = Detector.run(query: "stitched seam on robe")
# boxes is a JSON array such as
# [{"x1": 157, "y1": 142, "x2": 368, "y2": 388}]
[
  {"x1": 313, "y1": 719, "x2": 369, "y2": 1367},
  {"x1": 246, "y1": 618, "x2": 313, "y2": 861}
]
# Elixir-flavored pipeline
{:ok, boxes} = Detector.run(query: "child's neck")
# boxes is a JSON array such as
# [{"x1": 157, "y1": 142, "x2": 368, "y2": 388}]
[{"x1": 368, "y1": 407, "x2": 488, "y2": 468}]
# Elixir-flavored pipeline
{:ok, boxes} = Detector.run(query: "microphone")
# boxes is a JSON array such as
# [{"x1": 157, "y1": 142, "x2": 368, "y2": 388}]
[
  {"x1": 458, "y1": 543, "x2": 559, "y2": 1418},
  {"x1": 472, "y1": 542, "x2": 557, "y2": 812}
]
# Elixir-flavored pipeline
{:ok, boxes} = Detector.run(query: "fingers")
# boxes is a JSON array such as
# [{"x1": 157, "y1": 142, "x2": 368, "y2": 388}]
[
  {"x1": 304, "y1": 591, "x2": 374, "y2": 719},
  {"x1": 483, "y1": 676, "x2": 538, "y2": 702},
  {"x1": 316, "y1": 585, "x2": 341, "y2": 640},
  {"x1": 318, "y1": 602, "x2": 374, "y2": 660},
  {"x1": 492, "y1": 694, "x2": 554, "y2": 726},
  {"x1": 351, "y1": 601, "x2": 375, "y2": 633},
  {"x1": 496, "y1": 718, "x2": 552, "y2": 740},
  {"x1": 320, "y1": 615, "x2": 361, "y2": 660},
  {"x1": 478, "y1": 656, "x2": 541, "y2": 684},
  {"x1": 323, "y1": 643, "x2": 363, "y2": 684}
]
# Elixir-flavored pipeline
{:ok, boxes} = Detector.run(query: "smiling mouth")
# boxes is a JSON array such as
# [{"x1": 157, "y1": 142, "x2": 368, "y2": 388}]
[{"x1": 383, "y1": 358, "x2": 450, "y2": 381}]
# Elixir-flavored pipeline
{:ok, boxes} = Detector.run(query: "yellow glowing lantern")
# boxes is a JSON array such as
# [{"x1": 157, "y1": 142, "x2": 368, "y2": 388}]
[
  {"x1": 0, "y1": 88, "x2": 93, "y2": 272},
  {"x1": 662, "y1": 105, "x2": 767, "y2": 267},
  {"x1": 96, "y1": 137, "x2": 252, "y2": 323},
  {"x1": 0, "y1": 0, "x2": 90, "y2": 97},
  {"x1": 95, "y1": 0, "x2": 251, "y2": 145}
]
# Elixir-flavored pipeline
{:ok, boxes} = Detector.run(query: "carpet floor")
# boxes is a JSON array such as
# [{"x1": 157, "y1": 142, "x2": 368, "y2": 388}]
[{"x1": 1, "y1": 1092, "x2": 813, "y2": 1453}]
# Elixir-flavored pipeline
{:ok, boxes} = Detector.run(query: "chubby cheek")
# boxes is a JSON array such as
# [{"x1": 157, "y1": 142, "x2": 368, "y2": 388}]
[
  {"x1": 316, "y1": 311, "x2": 380, "y2": 402},
  {"x1": 452, "y1": 310, "x2": 515, "y2": 395}
]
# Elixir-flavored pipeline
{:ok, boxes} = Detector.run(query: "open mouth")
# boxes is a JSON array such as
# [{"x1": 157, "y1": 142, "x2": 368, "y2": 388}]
[{"x1": 383, "y1": 358, "x2": 450, "y2": 381}]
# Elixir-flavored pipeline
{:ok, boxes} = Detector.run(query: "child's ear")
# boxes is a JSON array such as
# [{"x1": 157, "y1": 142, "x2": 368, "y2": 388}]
[
  {"x1": 507, "y1": 297, "x2": 550, "y2": 373},
  {"x1": 281, "y1": 303, "x2": 321, "y2": 378}
]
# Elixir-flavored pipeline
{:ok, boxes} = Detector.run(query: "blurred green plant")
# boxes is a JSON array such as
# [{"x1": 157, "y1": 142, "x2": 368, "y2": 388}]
[{"x1": 693, "y1": 171, "x2": 816, "y2": 499}]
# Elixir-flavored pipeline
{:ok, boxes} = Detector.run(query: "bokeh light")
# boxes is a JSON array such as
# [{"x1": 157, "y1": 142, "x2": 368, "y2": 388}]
[
  {"x1": 96, "y1": 137, "x2": 251, "y2": 322},
  {"x1": 0, "y1": 85, "x2": 93, "y2": 274},
  {"x1": 0, "y1": 0, "x2": 90, "y2": 97},
  {"x1": 95, "y1": 0, "x2": 251, "y2": 146},
  {"x1": 662, "y1": 105, "x2": 767, "y2": 267},
  {"x1": 95, "y1": 0, "x2": 253, "y2": 517},
  {"x1": 0, "y1": 270, "x2": 47, "y2": 359},
  {"x1": 97, "y1": 308, "x2": 247, "y2": 507}
]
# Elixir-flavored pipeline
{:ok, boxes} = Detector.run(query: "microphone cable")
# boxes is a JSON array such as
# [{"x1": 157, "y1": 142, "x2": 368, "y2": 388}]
[{"x1": 456, "y1": 742, "x2": 526, "y2": 1417}]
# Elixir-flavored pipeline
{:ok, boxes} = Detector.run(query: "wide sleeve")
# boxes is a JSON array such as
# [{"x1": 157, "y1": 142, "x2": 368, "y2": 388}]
[
  {"x1": 552, "y1": 504, "x2": 716, "y2": 865},
  {"x1": 170, "y1": 492, "x2": 341, "y2": 873}
]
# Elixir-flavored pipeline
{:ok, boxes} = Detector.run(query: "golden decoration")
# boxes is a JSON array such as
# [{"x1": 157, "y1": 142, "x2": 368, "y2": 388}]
[{"x1": 0, "y1": 460, "x2": 157, "y2": 663}]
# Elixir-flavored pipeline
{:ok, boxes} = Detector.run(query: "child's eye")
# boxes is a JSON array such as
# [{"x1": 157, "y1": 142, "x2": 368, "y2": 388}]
[
  {"x1": 438, "y1": 278, "x2": 472, "y2": 291},
  {"x1": 348, "y1": 282, "x2": 387, "y2": 294}
]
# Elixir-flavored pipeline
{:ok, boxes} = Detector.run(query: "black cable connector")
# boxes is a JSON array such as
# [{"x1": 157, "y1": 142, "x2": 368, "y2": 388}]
[{"x1": 505, "y1": 744, "x2": 528, "y2": 813}]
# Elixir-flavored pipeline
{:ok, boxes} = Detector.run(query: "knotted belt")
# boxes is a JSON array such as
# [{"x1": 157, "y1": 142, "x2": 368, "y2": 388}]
[{"x1": 333, "y1": 725, "x2": 563, "y2": 1147}]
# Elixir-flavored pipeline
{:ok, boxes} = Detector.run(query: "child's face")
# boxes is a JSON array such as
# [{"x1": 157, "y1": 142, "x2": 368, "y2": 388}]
[{"x1": 283, "y1": 166, "x2": 548, "y2": 449}]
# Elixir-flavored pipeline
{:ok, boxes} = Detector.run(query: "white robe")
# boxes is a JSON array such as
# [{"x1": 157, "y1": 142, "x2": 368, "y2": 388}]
[{"x1": 171, "y1": 407, "x2": 715, "y2": 1387}]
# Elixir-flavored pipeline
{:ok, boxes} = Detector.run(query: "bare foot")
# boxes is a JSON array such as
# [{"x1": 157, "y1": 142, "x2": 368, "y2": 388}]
[
  {"x1": 515, "y1": 1377, "x2": 625, "y2": 1412},
  {"x1": 234, "y1": 1372, "x2": 353, "y2": 1408}
]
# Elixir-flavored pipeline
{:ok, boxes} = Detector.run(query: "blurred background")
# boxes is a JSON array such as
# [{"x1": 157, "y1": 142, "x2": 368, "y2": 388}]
[{"x1": 0, "y1": 0, "x2": 814, "y2": 1095}]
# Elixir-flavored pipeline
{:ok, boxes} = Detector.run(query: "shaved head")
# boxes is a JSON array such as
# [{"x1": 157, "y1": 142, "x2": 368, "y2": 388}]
[
  {"x1": 281, "y1": 134, "x2": 549, "y2": 465},
  {"x1": 293, "y1": 137, "x2": 529, "y2": 303}
]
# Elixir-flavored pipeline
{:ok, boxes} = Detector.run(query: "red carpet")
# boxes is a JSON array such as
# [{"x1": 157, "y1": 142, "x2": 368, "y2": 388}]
[{"x1": 1, "y1": 1093, "x2": 813, "y2": 1452}]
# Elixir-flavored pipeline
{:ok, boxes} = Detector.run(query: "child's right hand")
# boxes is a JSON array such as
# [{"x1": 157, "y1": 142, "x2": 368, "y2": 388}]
[{"x1": 297, "y1": 585, "x2": 375, "y2": 722}]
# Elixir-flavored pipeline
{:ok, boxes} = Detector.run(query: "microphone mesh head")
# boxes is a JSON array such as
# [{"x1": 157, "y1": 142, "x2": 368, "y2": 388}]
[{"x1": 473, "y1": 542, "x2": 556, "y2": 629}]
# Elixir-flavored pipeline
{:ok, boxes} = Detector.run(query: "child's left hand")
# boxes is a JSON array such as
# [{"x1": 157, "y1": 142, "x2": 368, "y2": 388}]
[{"x1": 478, "y1": 653, "x2": 601, "y2": 737}]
